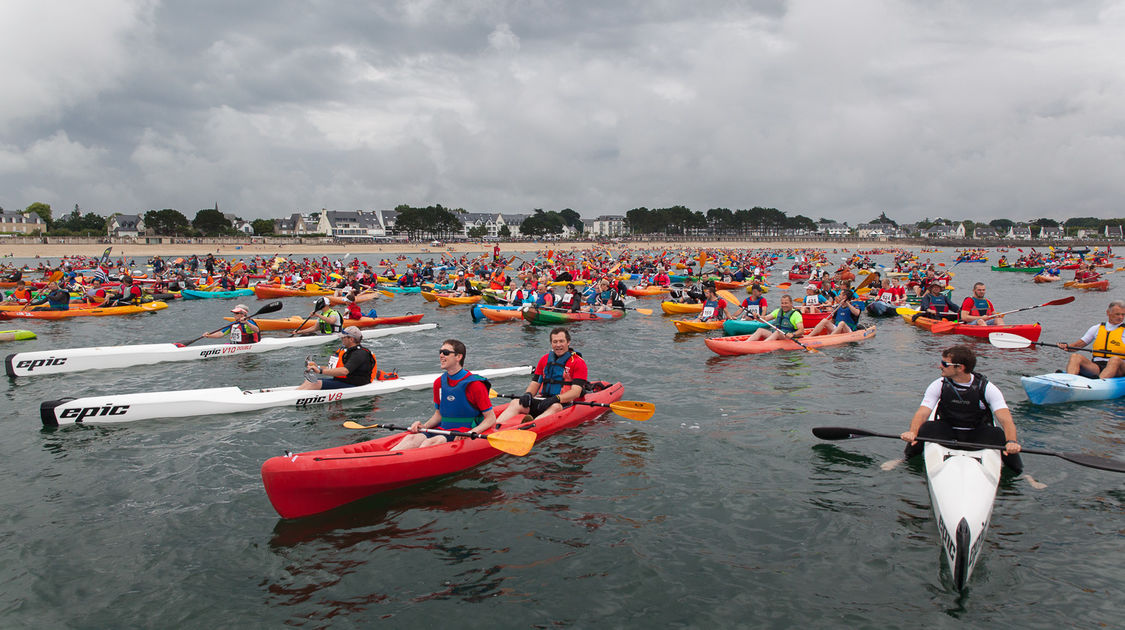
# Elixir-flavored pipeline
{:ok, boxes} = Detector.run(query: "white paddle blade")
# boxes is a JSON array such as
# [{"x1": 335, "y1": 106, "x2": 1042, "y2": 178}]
[{"x1": 989, "y1": 332, "x2": 1033, "y2": 348}]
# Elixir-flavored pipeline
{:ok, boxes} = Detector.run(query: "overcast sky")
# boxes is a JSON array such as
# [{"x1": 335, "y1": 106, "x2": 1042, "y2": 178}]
[{"x1": 3, "y1": 1, "x2": 1124, "y2": 224}]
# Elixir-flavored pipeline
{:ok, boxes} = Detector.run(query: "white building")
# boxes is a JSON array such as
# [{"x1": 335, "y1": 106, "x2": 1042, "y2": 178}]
[
  {"x1": 108, "y1": 214, "x2": 145, "y2": 238},
  {"x1": 0, "y1": 210, "x2": 46, "y2": 234},
  {"x1": 590, "y1": 215, "x2": 626, "y2": 237},
  {"x1": 317, "y1": 210, "x2": 387, "y2": 239}
]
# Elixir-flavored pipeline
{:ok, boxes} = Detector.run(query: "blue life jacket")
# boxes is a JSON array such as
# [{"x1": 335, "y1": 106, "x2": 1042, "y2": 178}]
[
  {"x1": 438, "y1": 369, "x2": 490, "y2": 431},
  {"x1": 537, "y1": 350, "x2": 581, "y2": 396},
  {"x1": 832, "y1": 300, "x2": 864, "y2": 328}
]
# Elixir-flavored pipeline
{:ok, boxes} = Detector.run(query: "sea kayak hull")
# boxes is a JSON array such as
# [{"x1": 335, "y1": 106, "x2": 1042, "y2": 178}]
[
  {"x1": 40, "y1": 365, "x2": 532, "y2": 426},
  {"x1": 924, "y1": 442, "x2": 1001, "y2": 590},
  {"x1": 704, "y1": 326, "x2": 876, "y2": 355},
  {"x1": 230, "y1": 313, "x2": 424, "y2": 331},
  {"x1": 522, "y1": 307, "x2": 625, "y2": 325},
  {"x1": 6, "y1": 324, "x2": 435, "y2": 377},
  {"x1": 260, "y1": 382, "x2": 624, "y2": 519},
  {"x1": 1020, "y1": 373, "x2": 1125, "y2": 405},
  {"x1": 0, "y1": 302, "x2": 168, "y2": 319}
]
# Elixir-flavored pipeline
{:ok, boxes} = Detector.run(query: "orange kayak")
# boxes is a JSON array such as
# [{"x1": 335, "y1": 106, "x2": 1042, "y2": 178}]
[
  {"x1": 0, "y1": 302, "x2": 168, "y2": 319},
  {"x1": 705, "y1": 326, "x2": 877, "y2": 355},
  {"x1": 480, "y1": 306, "x2": 525, "y2": 322},
  {"x1": 435, "y1": 295, "x2": 482, "y2": 306},
  {"x1": 626, "y1": 287, "x2": 671, "y2": 298},
  {"x1": 228, "y1": 313, "x2": 424, "y2": 331},
  {"x1": 253, "y1": 284, "x2": 332, "y2": 299},
  {"x1": 1065, "y1": 279, "x2": 1109, "y2": 291}
]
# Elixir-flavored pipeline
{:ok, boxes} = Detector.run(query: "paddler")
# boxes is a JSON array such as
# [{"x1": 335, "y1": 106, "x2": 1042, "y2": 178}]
[
  {"x1": 393, "y1": 338, "x2": 497, "y2": 450},
  {"x1": 299, "y1": 326, "x2": 379, "y2": 391},
  {"x1": 556, "y1": 283, "x2": 584, "y2": 312},
  {"x1": 26, "y1": 281, "x2": 71, "y2": 311},
  {"x1": 743, "y1": 294, "x2": 805, "y2": 341},
  {"x1": 495, "y1": 327, "x2": 589, "y2": 425},
  {"x1": 691, "y1": 285, "x2": 731, "y2": 322},
  {"x1": 203, "y1": 304, "x2": 260, "y2": 344},
  {"x1": 733, "y1": 284, "x2": 767, "y2": 320},
  {"x1": 889, "y1": 345, "x2": 1041, "y2": 486},
  {"x1": 959, "y1": 282, "x2": 1004, "y2": 326},
  {"x1": 805, "y1": 289, "x2": 864, "y2": 336},
  {"x1": 918, "y1": 282, "x2": 957, "y2": 321},
  {"x1": 310, "y1": 297, "x2": 343, "y2": 334},
  {"x1": 1056, "y1": 300, "x2": 1125, "y2": 379},
  {"x1": 2, "y1": 280, "x2": 32, "y2": 305}
]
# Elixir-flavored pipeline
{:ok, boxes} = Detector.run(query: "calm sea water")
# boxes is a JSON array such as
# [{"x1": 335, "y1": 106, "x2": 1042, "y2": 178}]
[{"x1": 1, "y1": 249, "x2": 1121, "y2": 628}]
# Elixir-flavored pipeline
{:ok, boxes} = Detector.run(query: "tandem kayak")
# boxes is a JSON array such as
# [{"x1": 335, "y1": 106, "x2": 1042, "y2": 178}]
[
  {"x1": 182, "y1": 288, "x2": 255, "y2": 299},
  {"x1": 0, "y1": 302, "x2": 168, "y2": 319},
  {"x1": 40, "y1": 365, "x2": 533, "y2": 426},
  {"x1": 1020, "y1": 373, "x2": 1125, "y2": 405},
  {"x1": 925, "y1": 441, "x2": 1001, "y2": 590},
  {"x1": 260, "y1": 381, "x2": 624, "y2": 519},
  {"x1": 522, "y1": 306, "x2": 625, "y2": 325},
  {"x1": 6, "y1": 324, "x2": 435, "y2": 377},
  {"x1": 228, "y1": 313, "x2": 424, "y2": 331},
  {"x1": 898, "y1": 308, "x2": 1041, "y2": 342},
  {"x1": 704, "y1": 326, "x2": 877, "y2": 355},
  {"x1": 0, "y1": 330, "x2": 36, "y2": 342}
]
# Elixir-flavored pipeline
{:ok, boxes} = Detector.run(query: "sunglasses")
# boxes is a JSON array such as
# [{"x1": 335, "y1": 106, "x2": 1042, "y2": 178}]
[
  {"x1": 940, "y1": 360, "x2": 961, "y2": 368},
  {"x1": 438, "y1": 349, "x2": 456, "y2": 356}
]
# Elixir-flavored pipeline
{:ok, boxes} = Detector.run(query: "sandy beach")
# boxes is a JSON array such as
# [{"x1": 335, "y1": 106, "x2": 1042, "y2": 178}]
[{"x1": 1, "y1": 239, "x2": 867, "y2": 261}]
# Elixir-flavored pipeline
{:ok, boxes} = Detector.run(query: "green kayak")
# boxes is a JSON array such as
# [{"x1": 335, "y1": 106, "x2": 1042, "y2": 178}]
[
  {"x1": 991, "y1": 266, "x2": 1043, "y2": 273},
  {"x1": 522, "y1": 306, "x2": 626, "y2": 325},
  {"x1": 0, "y1": 329, "x2": 37, "y2": 342},
  {"x1": 721, "y1": 320, "x2": 771, "y2": 335}
]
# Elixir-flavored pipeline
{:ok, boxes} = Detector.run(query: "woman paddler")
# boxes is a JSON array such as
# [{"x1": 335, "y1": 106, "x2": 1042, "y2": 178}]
[{"x1": 203, "y1": 304, "x2": 260, "y2": 344}]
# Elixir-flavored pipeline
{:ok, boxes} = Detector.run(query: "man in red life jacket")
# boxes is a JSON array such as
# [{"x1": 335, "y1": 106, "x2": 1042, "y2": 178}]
[{"x1": 298, "y1": 326, "x2": 377, "y2": 390}]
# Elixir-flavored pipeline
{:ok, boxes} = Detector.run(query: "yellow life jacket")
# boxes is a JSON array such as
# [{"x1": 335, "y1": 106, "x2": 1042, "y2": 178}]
[{"x1": 1092, "y1": 324, "x2": 1125, "y2": 359}]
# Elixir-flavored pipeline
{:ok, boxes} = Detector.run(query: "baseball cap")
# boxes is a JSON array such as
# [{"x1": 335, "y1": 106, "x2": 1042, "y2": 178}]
[
  {"x1": 231, "y1": 304, "x2": 249, "y2": 314},
  {"x1": 339, "y1": 326, "x2": 363, "y2": 340}
]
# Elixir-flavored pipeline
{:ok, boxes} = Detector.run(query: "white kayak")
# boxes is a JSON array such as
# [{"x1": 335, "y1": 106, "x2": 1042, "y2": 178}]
[
  {"x1": 924, "y1": 441, "x2": 1001, "y2": 590},
  {"x1": 6, "y1": 324, "x2": 435, "y2": 377},
  {"x1": 40, "y1": 365, "x2": 532, "y2": 426},
  {"x1": 1020, "y1": 372, "x2": 1125, "y2": 405}
]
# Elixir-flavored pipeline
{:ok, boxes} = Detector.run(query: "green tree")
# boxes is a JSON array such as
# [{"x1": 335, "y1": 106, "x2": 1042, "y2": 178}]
[
  {"x1": 873, "y1": 211, "x2": 898, "y2": 227},
  {"x1": 467, "y1": 225, "x2": 487, "y2": 239},
  {"x1": 498, "y1": 224, "x2": 511, "y2": 238},
  {"x1": 251, "y1": 219, "x2": 275, "y2": 235},
  {"x1": 193, "y1": 208, "x2": 232, "y2": 236},
  {"x1": 989, "y1": 218, "x2": 1015, "y2": 232},
  {"x1": 24, "y1": 202, "x2": 52, "y2": 228},
  {"x1": 707, "y1": 208, "x2": 735, "y2": 233},
  {"x1": 520, "y1": 209, "x2": 565, "y2": 237},
  {"x1": 558, "y1": 208, "x2": 583, "y2": 233},
  {"x1": 145, "y1": 209, "x2": 191, "y2": 235}
]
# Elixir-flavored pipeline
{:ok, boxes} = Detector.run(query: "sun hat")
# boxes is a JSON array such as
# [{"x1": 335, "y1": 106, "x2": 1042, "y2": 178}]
[
  {"x1": 230, "y1": 304, "x2": 249, "y2": 314},
  {"x1": 339, "y1": 326, "x2": 363, "y2": 340}
]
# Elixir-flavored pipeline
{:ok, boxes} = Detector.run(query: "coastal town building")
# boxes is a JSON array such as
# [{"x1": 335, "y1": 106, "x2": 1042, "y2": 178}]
[
  {"x1": 972, "y1": 226, "x2": 998, "y2": 239},
  {"x1": 1038, "y1": 226, "x2": 1063, "y2": 239},
  {"x1": 1105, "y1": 225, "x2": 1123, "y2": 239},
  {"x1": 590, "y1": 215, "x2": 627, "y2": 237},
  {"x1": 1007, "y1": 225, "x2": 1032, "y2": 239},
  {"x1": 818, "y1": 222, "x2": 850, "y2": 236},
  {"x1": 317, "y1": 210, "x2": 387, "y2": 239},
  {"x1": 0, "y1": 210, "x2": 47, "y2": 234},
  {"x1": 107, "y1": 214, "x2": 145, "y2": 238}
]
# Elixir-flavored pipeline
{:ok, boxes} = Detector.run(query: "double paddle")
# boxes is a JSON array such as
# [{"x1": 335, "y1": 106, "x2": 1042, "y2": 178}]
[
  {"x1": 176, "y1": 300, "x2": 282, "y2": 347},
  {"x1": 341, "y1": 422, "x2": 536, "y2": 456},
  {"x1": 930, "y1": 296, "x2": 1074, "y2": 334},
  {"x1": 811, "y1": 426, "x2": 1125, "y2": 473},
  {"x1": 490, "y1": 390, "x2": 655, "y2": 421},
  {"x1": 988, "y1": 331, "x2": 1125, "y2": 357}
]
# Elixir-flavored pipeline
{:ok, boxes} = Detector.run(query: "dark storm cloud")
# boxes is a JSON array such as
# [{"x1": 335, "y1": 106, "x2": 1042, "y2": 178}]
[{"x1": 2, "y1": 0, "x2": 1123, "y2": 224}]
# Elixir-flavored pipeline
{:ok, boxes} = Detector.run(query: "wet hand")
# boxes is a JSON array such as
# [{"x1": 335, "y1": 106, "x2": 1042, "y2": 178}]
[
  {"x1": 1005, "y1": 440, "x2": 1021, "y2": 455},
  {"x1": 408, "y1": 421, "x2": 422, "y2": 433},
  {"x1": 900, "y1": 431, "x2": 916, "y2": 444}
]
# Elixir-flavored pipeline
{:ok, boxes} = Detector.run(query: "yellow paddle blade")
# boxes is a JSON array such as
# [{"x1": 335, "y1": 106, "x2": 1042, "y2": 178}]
[
  {"x1": 609, "y1": 400, "x2": 655, "y2": 421},
  {"x1": 632, "y1": 307, "x2": 653, "y2": 315},
  {"x1": 486, "y1": 429, "x2": 537, "y2": 456},
  {"x1": 305, "y1": 283, "x2": 322, "y2": 291},
  {"x1": 716, "y1": 289, "x2": 739, "y2": 304},
  {"x1": 856, "y1": 287, "x2": 872, "y2": 295},
  {"x1": 342, "y1": 421, "x2": 375, "y2": 429},
  {"x1": 930, "y1": 320, "x2": 958, "y2": 333}
]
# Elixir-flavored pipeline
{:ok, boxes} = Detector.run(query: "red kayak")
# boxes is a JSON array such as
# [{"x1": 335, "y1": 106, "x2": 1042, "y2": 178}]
[
  {"x1": 226, "y1": 313, "x2": 424, "y2": 331},
  {"x1": 261, "y1": 382, "x2": 624, "y2": 518},
  {"x1": 900, "y1": 309, "x2": 1042, "y2": 342}
]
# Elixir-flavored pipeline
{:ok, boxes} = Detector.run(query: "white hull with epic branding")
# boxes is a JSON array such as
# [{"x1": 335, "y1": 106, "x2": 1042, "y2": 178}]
[
  {"x1": 924, "y1": 442, "x2": 1002, "y2": 590},
  {"x1": 40, "y1": 366, "x2": 532, "y2": 426},
  {"x1": 7, "y1": 324, "x2": 435, "y2": 377}
]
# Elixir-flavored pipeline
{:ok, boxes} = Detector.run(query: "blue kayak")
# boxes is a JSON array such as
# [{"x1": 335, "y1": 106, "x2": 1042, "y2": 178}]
[
  {"x1": 1021, "y1": 373, "x2": 1125, "y2": 405},
  {"x1": 182, "y1": 288, "x2": 254, "y2": 299}
]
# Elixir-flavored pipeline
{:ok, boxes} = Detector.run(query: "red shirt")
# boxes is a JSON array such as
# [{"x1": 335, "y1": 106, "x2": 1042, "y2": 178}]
[
  {"x1": 431, "y1": 375, "x2": 492, "y2": 410},
  {"x1": 534, "y1": 351, "x2": 589, "y2": 388}
]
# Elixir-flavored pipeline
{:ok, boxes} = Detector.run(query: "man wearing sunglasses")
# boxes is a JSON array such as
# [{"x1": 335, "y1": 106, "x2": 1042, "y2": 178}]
[
  {"x1": 889, "y1": 345, "x2": 1029, "y2": 477},
  {"x1": 394, "y1": 339, "x2": 497, "y2": 450}
]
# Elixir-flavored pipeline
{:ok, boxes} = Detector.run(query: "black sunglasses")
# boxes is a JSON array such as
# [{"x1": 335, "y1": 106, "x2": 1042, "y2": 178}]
[
  {"x1": 940, "y1": 360, "x2": 961, "y2": 368},
  {"x1": 438, "y1": 349, "x2": 456, "y2": 356}
]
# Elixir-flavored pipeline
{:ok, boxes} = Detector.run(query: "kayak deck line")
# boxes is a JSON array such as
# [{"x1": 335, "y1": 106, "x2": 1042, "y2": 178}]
[
  {"x1": 39, "y1": 365, "x2": 532, "y2": 426},
  {"x1": 6, "y1": 323, "x2": 436, "y2": 377}
]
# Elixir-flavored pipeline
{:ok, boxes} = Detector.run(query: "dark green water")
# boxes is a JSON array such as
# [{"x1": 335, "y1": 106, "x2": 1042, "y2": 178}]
[{"x1": 1, "y1": 250, "x2": 1121, "y2": 628}]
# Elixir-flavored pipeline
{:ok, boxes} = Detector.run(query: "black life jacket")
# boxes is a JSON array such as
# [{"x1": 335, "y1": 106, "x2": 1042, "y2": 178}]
[{"x1": 935, "y1": 373, "x2": 993, "y2": 430}]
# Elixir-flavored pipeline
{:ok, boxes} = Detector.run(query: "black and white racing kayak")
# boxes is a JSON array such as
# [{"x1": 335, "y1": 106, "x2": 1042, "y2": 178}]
[
  {"x1": 7, "y1": 324, "x2": 435, "y2": 377},
  {"x1": 924, "y1": 441, "x2": 1002, "y2": 590},
  {"x1": 40, "y1": 366, "x2": 531, "y2": 426}
]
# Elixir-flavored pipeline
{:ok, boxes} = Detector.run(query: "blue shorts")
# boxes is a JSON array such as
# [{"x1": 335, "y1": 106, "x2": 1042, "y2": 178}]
[{"x1": 319, "y1": 378, "x2": 358, "y2": 390}]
